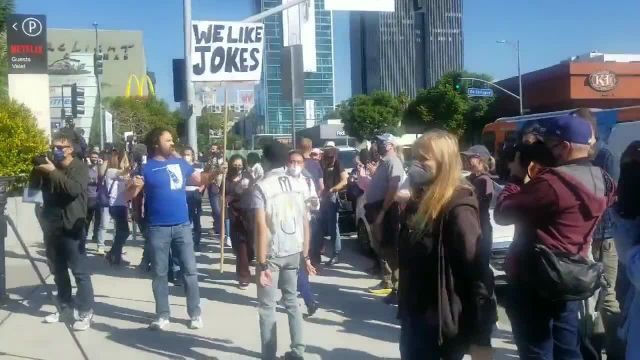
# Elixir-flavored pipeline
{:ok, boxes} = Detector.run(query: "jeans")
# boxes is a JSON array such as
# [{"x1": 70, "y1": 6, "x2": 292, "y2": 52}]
[
  {"x1": 81, "y1": 197, "x2": 103, "y2": 252},
  {"x1": 109, "y1": 206, "x2": 130, "y2": 259},
  {"x1": 507, "y1": 285, "x2": 582, "y2": 359},
  {"x1": 319, "y1": 196, "x2": 341, "y2": 257},
  {"x1": 208, "y1": 188, "x2": 223, "y2": 234},
  {"x1": 230, "y1": 211, "x2": 254, "y2": 284},
  {"x1": 297, "y1": 269, "x2": 315, "y2": 307},
  {"x1": 400, "y1": 314, "x2": 465, "y2": 360},
  {"x1": 258, "y1": 253, "x2": 304, "y2": 360},
  {"x1": 43, "y1": 224, "x2": 94, "y2": 313},
  {"x1": 148, "y1": 223, "x2": 201, "y2": 318},
  {"x1": 186, "y1": 190, "x2": 203, "y2": 246}
]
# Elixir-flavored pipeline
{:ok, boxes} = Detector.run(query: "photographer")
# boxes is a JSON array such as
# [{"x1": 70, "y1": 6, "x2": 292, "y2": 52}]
[{"x1": 35, "y1": 129, "x2": 94, "y2": 331}]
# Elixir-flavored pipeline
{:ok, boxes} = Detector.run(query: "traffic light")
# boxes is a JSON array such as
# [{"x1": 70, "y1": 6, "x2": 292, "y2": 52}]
[
  {"x1": 71, "y1": 84, "x2": 85, "y2": 118},
  {"x1": 455, "y1": 82, "x2": 461, "y2": 91},
  {"x1": 94, "y1": 52, "x2": 104, "y2": 75}
]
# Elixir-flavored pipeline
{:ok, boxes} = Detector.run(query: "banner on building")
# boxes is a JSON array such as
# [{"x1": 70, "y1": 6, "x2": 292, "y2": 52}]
[
  {"x1": 105, "y1": 111, "x2": 113, "y2": 143},
  {"x1": 324, "y1": 0, "x2": 394, "y2": 11},
  {"x1": 191, "y1": 21, "x2": 265, "y2": 82},
  {"x1": 283, "y1": 0, "x2": 317, "y2": 72}
]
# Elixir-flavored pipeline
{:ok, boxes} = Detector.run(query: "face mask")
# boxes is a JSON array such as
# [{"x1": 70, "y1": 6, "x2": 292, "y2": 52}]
[
  {"x1": 407, "y1": 161, "x2": 435, "y2": 189},
  {"x1": 287, "y1": 165, "x2": 303, "y2": 177},
  {"x1": 377, "y1": 143, "x2": 389, "y2": 156},
  {"x1": 53, "y1": 148, "x2": 66, "y2": 163},
  {"x1": 184, "y1": 155, "x2": 193, "y2": 163}
]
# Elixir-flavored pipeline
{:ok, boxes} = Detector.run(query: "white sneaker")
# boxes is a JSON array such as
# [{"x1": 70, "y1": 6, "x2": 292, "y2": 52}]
[
  {"x1": 225, "y1": 236, "x2": 232, "y2": 248},
  {"x1": 149, "y1": 317, "x2": 170, "y2": 331},
  {"x1": 44, "y1": 307, "x2": 75, "y2": 323},
  {"x1": 72, "y1": 311, "x2": 93, "y2": 331},
  {"x1": 189, "y1": 316, "x2": 203, "y2": 330}
]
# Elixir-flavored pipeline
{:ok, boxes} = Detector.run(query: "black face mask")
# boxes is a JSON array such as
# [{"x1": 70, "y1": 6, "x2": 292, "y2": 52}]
[
  {"x1": 408, "y1": 161, "x2": 435, "y2": 189},
  {"x1": 377, "y1": 142, "x2": 388, "y2": 156}
]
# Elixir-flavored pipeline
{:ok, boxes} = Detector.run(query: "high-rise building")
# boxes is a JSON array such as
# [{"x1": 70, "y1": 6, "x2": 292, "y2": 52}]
[
  {"x1": 351, "y1": 0, "x2": 463, "y2": 96},
  {"x1": 351, "y1": 0, "x2": 420, "y2": 97},
  {"x1": 415, "y1": 0, "x2": 464, "y2": 88},
  {"x1": 255, "y1": 0, "x2": 335, "y2": 135}
]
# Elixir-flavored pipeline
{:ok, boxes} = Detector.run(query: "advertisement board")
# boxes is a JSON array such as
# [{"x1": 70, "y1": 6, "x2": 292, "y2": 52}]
[
  {"x1": 7, "y1": 14, "x2": 47, "y2": 74},
  {"x1": 283, "y1": 0, "x2": 317, "y2": 72},
  {"x1": 324, "y1": 0, "x2": 395, "y2": 12},
  {"x1": 191, "y1": 21, "x2": 265, "y2": 82}
]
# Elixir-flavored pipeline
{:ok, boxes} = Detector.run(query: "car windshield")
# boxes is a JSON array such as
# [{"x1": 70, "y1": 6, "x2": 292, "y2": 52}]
[{"x1": 338, "y1": 150, "x2": 358, "y2": 169}]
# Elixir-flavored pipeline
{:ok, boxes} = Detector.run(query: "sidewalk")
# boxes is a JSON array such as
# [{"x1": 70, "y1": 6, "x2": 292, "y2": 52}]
[{"x1": 0, "y1": 197, "x2": 516, "y2": 359}]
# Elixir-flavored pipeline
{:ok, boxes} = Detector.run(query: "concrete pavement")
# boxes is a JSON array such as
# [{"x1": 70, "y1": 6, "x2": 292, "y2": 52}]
[{"x1": 0, "y1": 197, "x2": 518, "y2": 359}]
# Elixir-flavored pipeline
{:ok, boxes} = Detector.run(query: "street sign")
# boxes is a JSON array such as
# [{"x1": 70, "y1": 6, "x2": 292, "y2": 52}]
[
  {"x1": 467, "y1": 88, "x2": 494, "y2": 97},
  {"x1": 7, "y1": 14, "x2": 47, "y2": 74}
]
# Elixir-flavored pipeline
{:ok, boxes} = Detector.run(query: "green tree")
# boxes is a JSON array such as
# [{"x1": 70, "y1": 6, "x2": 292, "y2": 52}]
[
  {"x1": 339, "y1": 91, "x2": 403, "y2": 141},
  {"x1": 0, "y1": 98, "x2": 48, "y2": 180},
  {"x1": 0, "y1": 0, "x2": 16, "y2": 98},
  {"x1": 404, "y1": 71, "x2": 496, "y2": 141},
  {"x1": 104, "y1": 96, "x2": 180, "y2": 148}
]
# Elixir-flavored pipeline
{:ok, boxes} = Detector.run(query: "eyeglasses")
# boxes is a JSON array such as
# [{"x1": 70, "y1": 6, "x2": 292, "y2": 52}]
[{"x1": 51, "y1": 145, "x2": 71, "y2": 151}]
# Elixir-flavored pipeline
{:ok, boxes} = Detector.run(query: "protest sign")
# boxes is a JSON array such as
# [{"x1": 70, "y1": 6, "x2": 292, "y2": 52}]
[{"x1": 191, "y1": 21, "x2": 264, "y2": 82}]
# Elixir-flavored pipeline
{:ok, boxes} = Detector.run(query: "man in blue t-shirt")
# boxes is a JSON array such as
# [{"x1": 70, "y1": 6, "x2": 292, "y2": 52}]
[{"x1": 126, "y1": 128, "x2": 217, "y2": 331}]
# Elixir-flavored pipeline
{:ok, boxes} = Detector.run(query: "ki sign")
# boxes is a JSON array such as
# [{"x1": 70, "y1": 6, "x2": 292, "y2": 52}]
[
  {"x1": 7, "y1": 14, "x2": 47, "y2": 74},
  {"x1": 467, "y1": 88, "x2": 494, "y2": 98}
]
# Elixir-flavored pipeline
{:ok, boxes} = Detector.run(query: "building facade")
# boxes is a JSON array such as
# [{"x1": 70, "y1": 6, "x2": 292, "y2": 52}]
[
  {"x1": 256, "y1": 0, "x2": 335, "y2": 135},
  {"x1": 351, "y1": 0, "x2": 464, "y2": 97}
]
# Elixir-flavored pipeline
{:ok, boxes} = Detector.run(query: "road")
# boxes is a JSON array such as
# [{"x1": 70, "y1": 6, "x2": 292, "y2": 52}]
[{"x1": 0, "y1": 198, "x2": 518, "y2": 359}]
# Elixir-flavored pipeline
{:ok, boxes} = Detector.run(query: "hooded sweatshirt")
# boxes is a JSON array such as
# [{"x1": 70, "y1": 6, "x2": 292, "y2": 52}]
[
  {"x1": 495, "y1": 158, "x2": 614, "y2": 281},
  {"x1": 398, "y1": 186, "x2": 496, "y2": 347}
]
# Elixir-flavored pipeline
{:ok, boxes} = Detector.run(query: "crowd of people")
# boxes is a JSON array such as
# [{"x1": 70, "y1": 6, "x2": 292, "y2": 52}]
[{"x1": 29, "y1": 107, "x2": 640, "y2": 359}]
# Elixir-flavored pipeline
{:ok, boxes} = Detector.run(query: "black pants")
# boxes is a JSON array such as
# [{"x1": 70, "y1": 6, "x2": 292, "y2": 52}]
[
  {"x1": 80, "y1": 197, "x2": 102, "y2": 253},
  {"x1": 186, "y1": 190, "x2": 203, "y2": 246},
  {"x1": 44, "y1": 224, "x2": 94, "y2": 313}
]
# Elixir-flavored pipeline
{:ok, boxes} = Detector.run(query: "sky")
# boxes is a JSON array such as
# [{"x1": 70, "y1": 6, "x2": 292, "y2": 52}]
[{"x1": 17, "y1": 0, "x2": 640, "y2": 107}]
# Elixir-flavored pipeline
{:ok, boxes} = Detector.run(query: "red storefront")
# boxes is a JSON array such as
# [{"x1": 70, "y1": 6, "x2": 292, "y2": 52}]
[{"x1": 495, "y1": 61, "x2": 640, "y2": 114}]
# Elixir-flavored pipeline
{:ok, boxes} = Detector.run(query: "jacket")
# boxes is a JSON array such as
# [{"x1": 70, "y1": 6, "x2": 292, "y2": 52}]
[
  {"x1": 398, "y1": 186, "x2": 496, "y2": 347},
  {"x1": 39, "y1": 158, "x2": 89, "y2": 232},
  {"x1": 495, "y1": 158, "x2": 614, "y2": 282},
  {"x1": 612, "y1": 211, "x2": 640, "y2": 359},
  {"x1": 592, "y1": 143, "x2": 619, "y2": 241}
]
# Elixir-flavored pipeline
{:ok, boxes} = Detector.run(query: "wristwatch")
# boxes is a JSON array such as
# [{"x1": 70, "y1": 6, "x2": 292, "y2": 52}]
[{"x1": 257, "y1": 262, "x2": 269, "y2": 271}]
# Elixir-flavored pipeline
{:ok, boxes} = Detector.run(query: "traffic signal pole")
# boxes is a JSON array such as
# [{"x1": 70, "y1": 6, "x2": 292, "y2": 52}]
[{"x1": 94, "y1": 22, "x2": 104, "y2": 149}]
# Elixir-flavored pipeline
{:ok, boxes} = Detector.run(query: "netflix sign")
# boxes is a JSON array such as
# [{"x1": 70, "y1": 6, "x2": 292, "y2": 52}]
[{"x1": 7, "y1": 14, "x2": 47, "y2": 74}]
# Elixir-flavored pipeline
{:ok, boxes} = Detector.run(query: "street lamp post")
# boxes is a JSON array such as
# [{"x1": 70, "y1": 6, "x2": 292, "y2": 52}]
[
  {"x1": 93, "y1": 22, "x2": 104, "y2": 148},
  {"x1": 497, "y1": 40, "x2": 524, "y2": 115}
]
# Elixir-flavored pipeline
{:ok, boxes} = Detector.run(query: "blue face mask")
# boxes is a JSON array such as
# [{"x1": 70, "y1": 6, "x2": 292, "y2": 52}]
[{"x1": 53, "y1": 148, "x2": 66, "y2": 163}]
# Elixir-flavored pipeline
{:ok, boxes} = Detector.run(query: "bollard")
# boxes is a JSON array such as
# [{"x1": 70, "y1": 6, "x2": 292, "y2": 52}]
[{"x1": 0, "y1": 176, "x2": 15, "y2": 302}]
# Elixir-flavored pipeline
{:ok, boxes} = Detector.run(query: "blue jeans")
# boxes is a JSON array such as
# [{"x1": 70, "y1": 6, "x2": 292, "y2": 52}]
[
  {"x1": 208, "y1": 188, "x2": 230, "y2": 239},
  {"x1": 319, "y1": 196, "x2": 341, "y2": 257},
  {"x1": 506, "y1": 285, "x2": 582, "y2": 359},
  {"x1": 109, "y1": 206, "x2": 130, "y2": 259},
  {"x1": 400, "y1": 314, "x2": 465, "y2": 360},
  {"x1": 148, "y1": 223, "x2": 201, "y2": 318}
]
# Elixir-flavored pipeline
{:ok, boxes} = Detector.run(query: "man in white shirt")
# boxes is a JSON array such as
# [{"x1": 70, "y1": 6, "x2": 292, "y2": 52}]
[{"x1": 252, "y1": 143, "x2": 316, "y2": 360}]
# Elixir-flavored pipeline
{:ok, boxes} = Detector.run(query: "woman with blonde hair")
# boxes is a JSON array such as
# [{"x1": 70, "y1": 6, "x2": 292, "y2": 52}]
[
  {"x1": 398, "y1": 130, "x2": 496, "y2": 359},
  {"x1": 104, "y1": 150, "x2": 131, "y2": 265}
]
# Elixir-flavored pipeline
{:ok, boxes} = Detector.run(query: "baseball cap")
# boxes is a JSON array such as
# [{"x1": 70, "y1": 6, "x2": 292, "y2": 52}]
[
  {"x1": 541, "y1": 115, "x2": 592, "y2": 145},
  {"x1": 323, "y1": 141, "x2": 336, "y2": 149},
  {"x1": 461, "y1": 145, "x2": 491, "y2": 160},
  {"x1": 375, "y1": 133, "x2": 397, "y2": 144}
]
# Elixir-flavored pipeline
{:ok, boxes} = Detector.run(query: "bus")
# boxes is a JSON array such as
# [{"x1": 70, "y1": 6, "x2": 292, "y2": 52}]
[{"x1": 481, "y1": 106, "x2": 640, "y2": 157}]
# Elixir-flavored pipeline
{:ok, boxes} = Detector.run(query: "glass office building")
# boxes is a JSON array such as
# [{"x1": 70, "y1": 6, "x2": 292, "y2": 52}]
[{"x1": 256, "y1": 0, "x2": 335, "y2": 135}]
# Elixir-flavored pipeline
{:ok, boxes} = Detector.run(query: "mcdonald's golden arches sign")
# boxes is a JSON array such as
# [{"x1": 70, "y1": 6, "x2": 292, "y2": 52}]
[{"x1": 125, "y1": 74, "x2": 155, "y2": 97}]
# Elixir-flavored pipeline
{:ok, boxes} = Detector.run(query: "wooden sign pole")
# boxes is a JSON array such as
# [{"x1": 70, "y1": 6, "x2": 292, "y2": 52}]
[{"x1": 219, "y1": 87, "x2": 229, "y2": 273}]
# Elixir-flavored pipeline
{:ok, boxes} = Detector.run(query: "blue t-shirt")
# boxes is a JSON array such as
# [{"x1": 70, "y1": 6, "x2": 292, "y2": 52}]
[{"x1": 142, "y1": 157, "x2": 194, "y2": 226}]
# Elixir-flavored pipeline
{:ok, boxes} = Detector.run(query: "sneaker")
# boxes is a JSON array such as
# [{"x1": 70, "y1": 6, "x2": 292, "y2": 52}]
[
  {"x1": 304, "y1": 302, "x2": 319, "y2": 318},
  {"x1": 225, "y1": 236, "x2": 232, "y2": 248},
  {"x1": 73, "y1": 311, "x2": 93, "y2": 331},
  {"x1": 325, "y1": 255, "x2": 340, "y2": 267},
  {"x1": 96, "y1": 246, "x2": 105, "y2": 256},
  {"x1": 238, "y1": 282, "x2": 250, "y2": 290},
  {"x1": 44, "y1": 306, "x2": 75, "y2": 323},
  {"x1": 368, "y1": 282, "x2": 393, "y2": 296},
  {"x1": 149, "y1": 316, "x2": 170, "y2": 331},
  {"x1": 283, "y1": 351, "x2": 304, "y2": 360},
  {"x1": 189, "y1": 316, "x2": 204, "y2": 330}
]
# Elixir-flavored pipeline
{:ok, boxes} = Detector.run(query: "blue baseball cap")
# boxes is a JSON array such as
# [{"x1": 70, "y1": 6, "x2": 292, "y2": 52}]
[
  {"x1": 541, "y1": 115, "x2": 593, "y2": 145},
  {"x1": 375, "y1": 133, "x2": 398, "y2": 145}
]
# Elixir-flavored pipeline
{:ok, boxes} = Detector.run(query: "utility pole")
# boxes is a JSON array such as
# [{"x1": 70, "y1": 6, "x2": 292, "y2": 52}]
[
  {"x1": 497, "y1": 40, "x2": 524, "y2": 115},
  {"x1": 183, "y1": 0, "x2": 197, "y2": 154},
  {"x1": 93, "y1": 22, "x2": 104, "y2": 148}
]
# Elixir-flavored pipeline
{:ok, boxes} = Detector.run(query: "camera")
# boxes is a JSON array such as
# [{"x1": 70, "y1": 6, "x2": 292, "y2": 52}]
[{"x1": 32, "y1": 153, "x2": 51, "y2": 166}]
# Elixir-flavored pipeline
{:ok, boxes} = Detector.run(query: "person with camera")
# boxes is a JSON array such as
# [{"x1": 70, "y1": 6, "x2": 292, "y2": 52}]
[
  {"x1": 495, "y1": 115, "x2": 614, "y2": 359},
  {"x1": 36, "y1": 129, "x2": 95, "y2": 331}
]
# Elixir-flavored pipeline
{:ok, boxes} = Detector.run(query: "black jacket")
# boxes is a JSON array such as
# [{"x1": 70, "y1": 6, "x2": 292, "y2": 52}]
[
  {"x1": 398, "y1": 186, "x2": 496, "y2": 347},
  {"x1": 39, "y1": 158, "x2": 88, "y2": 232}
]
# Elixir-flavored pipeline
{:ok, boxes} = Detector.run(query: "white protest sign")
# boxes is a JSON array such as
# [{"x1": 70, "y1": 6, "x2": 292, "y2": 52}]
[{"x1": 191, "y1": 21, "x2": 264, "y2": 82}]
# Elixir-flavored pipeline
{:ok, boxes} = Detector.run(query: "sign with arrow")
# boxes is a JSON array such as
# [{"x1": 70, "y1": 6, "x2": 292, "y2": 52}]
[
  {"x1": 7, "y1": 14, "x2": 47, "y2": 74},
  {"x1": 467, "y1": 87, "x2": 494, "y2": 98}
]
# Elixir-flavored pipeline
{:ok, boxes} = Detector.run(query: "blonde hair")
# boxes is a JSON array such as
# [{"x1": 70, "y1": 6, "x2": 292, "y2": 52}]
[
  {"x1": 300, "y1": 138, "x2": 313, "y2": 153},
  {"x1": 412, "y1": 130, "x2": 469, "y2": 231}
]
